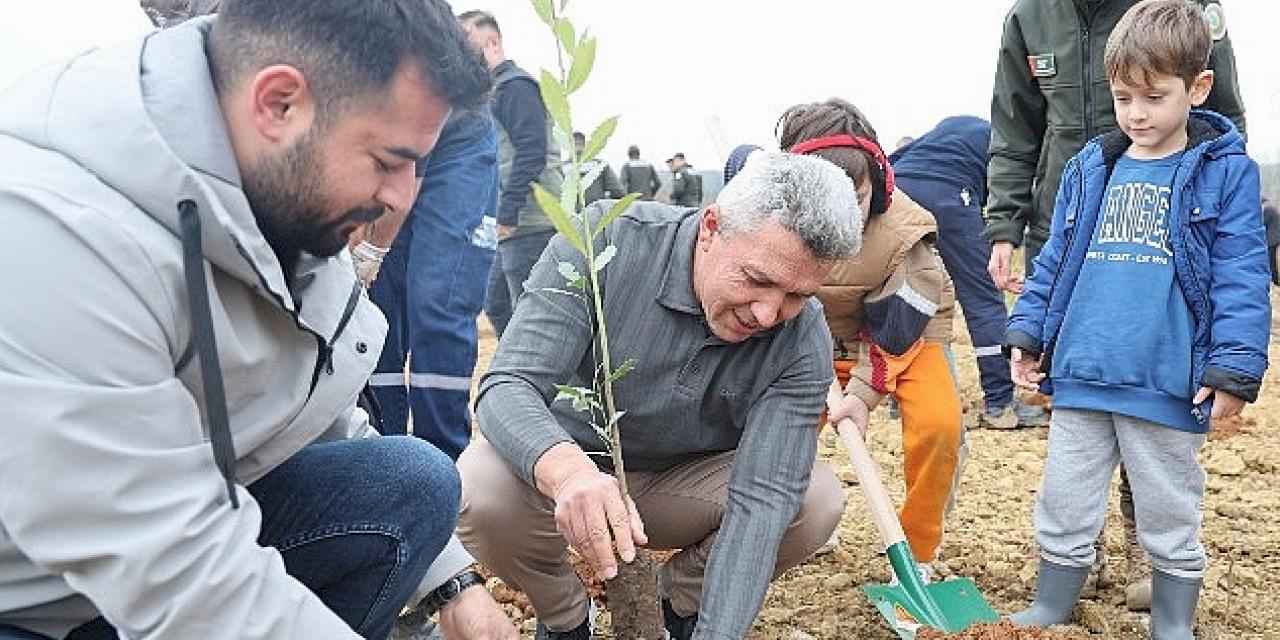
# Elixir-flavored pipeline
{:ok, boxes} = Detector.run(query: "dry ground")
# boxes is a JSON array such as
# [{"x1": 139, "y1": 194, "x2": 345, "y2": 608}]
[{"x1": 467, "y1": 289, "x2": 1280, "y2": 639}]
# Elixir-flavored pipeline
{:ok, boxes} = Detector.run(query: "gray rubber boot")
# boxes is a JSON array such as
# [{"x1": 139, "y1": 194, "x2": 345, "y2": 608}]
[
  {"x1": 1150, "y1": 570, "x2": 1201, "y2": 640},
  {"x1": 1010, "y1": 559, "x2": 1089, "y2": 627}
]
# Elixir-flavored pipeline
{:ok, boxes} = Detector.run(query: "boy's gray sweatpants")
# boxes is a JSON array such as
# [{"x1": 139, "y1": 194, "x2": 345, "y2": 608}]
[{"x1": 1036, "y1": 408, "x2": 1207, "y2": 578}]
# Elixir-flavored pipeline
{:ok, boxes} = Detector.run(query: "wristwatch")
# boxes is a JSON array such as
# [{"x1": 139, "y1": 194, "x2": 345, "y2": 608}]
[{"x1": 421, "y1": 569, "x2": 485, "y2": 616}]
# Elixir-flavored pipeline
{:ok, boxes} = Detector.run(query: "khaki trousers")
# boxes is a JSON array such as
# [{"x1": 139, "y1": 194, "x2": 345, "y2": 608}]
[{"x1": 456, "y1": 440, "x2": 845, "y2": 631}]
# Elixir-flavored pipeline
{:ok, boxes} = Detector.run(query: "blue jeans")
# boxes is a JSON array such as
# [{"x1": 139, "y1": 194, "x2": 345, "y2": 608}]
[
  {"x1": 369, "y1": 110, "x2": 498, "y2": 459},
  {"x1": 4, "y1": 438, "x2": 460, "y2": 640},
  {"x1": 898, "y1": 177, "x2": 1014, "y2": 411},
  {"x1": 482, "y1": 228, "x2": 556, "y2": 338}
]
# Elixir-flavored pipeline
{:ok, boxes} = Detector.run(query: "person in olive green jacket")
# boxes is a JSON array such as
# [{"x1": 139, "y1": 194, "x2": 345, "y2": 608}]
[
  {"x1": 620, "y1": 145, "x2": 663, "y2": 200},
  {"x1": 984, "y1": 0, "x2": 1245, "y2": 291},
  {"x1": 983, "y1": 0, "x2": 1247, "y2": 614},
  {"x1": 667, "y1": 152, "x2": 703, "y2": 207}
]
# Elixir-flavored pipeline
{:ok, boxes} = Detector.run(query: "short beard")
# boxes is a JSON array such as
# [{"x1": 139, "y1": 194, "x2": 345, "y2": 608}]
[{"x1": 243, "y1": 130, "x2": 384, "y2": 266}]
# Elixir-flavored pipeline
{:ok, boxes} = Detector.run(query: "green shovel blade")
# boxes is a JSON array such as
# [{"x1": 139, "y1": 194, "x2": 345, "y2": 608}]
[{"x1": 862, "y1": 542, "x2": 999, "y2": 638}]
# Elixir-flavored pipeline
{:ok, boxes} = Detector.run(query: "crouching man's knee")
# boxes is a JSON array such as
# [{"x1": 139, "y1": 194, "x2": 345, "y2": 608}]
[{"x1": 776, "y1": 462, "x2": 846, "y2": 573}]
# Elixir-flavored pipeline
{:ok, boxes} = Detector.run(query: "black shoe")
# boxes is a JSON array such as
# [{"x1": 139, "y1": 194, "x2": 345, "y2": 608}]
[
  {"x1": 534, "y1": 617, "x2": 590, "y2": 640},
  {"x1": 663, "y1": 599, "x2": 698, "y2": 640}
]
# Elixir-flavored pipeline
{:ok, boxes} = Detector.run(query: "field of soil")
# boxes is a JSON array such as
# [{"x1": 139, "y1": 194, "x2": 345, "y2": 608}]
[{"x1": 469, "y1": 289, "x2": 1280, "y2": 639}]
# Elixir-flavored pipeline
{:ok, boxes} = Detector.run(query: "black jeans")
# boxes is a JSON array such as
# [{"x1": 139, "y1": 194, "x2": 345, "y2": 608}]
[{"x1": 2, "y1": 437, "x2": 460, "y2": 640}]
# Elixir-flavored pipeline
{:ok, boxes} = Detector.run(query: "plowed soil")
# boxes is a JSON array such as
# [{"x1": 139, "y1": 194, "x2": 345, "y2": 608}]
[{"x1": 469, "y1": 289, "x2": 1280, "y2": 639}]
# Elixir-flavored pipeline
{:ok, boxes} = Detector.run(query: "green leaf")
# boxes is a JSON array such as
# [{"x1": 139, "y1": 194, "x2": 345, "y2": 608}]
[
  {"x1": 580, "y1": 116, "x2": 618, "y2": 163},
  {"x1": 553, "y1": 384, "x2": 598, "y2": 413},
  {"x1": 565, "y1": 36, "x2": 596, "y2": 94},
  {"x1": 606, "y1": 358, "x2": 637, "y2": 384},
  {"x1": 533, "y1": 183, "x2": 585, "y2": 255},
  {"x1": 552, "y1": 125, "x2": 574, "y2": 163},
  {"x1": 593, "y1": 193, "x2": 641, "y2": 237},
  {"x1": 560, "y1": 170, "x2": 580, "y2": 219},
  {"x1": 557, "y1": 260, "x2": 586, "y2": 289},
  {"x1": 592, "y1": 244, "x2": 616, "y2": 273},
  {"x1": 554, "y1": 18, "x2": 576, "y2": 57},
  {"x1": 538, "y1": 71, "x2": 572, "y2": 136},
  {"x1": 531, "y1": 0, "x2": 554, "y2": 26},
  {"x1": 579, "y1": 161, "x2": 606, "y2": 195}
]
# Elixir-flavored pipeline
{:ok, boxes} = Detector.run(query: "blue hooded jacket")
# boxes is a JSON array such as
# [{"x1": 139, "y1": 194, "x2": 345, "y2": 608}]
[{"x1": 1006, "y1": 110, "x2": 1269, "y2": 431}]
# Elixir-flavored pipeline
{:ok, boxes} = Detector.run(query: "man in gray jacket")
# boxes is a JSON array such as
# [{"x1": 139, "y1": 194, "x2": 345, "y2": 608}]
[
  {"x1": 458, "y1": 153, "x2": 861, "y2": 640},
  {"x1": 0, "y1": 2, "x2": 514, "y2": 639}
]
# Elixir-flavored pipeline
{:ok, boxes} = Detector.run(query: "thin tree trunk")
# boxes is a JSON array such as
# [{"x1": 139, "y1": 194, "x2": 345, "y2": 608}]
[{"x1": 605, "y1": 549, "x2": 664, "y2": 639}]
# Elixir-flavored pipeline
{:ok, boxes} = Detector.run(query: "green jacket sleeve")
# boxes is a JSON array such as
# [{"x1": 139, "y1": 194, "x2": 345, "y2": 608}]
[{"x1": 984, "y1": 7, "x2": 1047, "y2": 248}]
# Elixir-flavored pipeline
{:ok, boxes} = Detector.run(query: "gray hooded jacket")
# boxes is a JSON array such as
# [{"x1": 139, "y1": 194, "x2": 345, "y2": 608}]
[{"x1": 0, "y1": 20, "x2": 468, "y2": 639}]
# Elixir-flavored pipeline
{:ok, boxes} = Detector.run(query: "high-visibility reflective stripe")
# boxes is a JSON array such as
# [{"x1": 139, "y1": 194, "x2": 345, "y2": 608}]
[
  {"x1": 369, "y1": 372, "x2": 407, "y2": 387},
  {"x1": 895, "y1": 282, "x2": 938, "y2": 316},
  {"x1": 409, "y1": 372, "x2": 473, "y2": 391}
]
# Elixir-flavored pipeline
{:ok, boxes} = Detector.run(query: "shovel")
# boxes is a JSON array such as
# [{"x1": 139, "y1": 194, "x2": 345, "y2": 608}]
[{"x1": 826, "y1": 381, "x2": 997, "y2": 638}]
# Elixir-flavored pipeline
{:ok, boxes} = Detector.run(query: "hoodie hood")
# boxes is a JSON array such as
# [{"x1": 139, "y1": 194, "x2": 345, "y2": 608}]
[{"x1": 1184, "y1": 108, "x2": 1245, "y2": 157}]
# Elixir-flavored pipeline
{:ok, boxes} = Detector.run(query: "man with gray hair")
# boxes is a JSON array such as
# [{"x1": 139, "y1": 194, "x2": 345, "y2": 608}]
[{"x1": 456, "y1": 152, "x2": 862, "y2": 640}]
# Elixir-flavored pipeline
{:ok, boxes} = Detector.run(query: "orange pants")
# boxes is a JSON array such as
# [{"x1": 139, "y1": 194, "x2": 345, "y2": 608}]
[{"x1": 835, "y1": 340, "x2": 962, "y2": 562}]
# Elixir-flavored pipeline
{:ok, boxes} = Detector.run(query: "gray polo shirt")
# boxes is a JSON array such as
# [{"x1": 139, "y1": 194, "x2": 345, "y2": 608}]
[{"x1": 475, "y1": 201, "x2": 834, "y2": 639}]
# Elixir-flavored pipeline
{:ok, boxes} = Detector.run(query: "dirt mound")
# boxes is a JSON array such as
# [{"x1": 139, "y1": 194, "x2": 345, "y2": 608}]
[{"x1": 917, "y1": 620, "x2": 1087, "y2": 639}]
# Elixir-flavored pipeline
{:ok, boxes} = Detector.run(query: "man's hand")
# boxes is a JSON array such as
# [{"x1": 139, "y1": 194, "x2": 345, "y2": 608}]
[
  {"x1": 437, "y1": 584, "x2": 518, "y2": 640},
  {"x1": 552, "y1": 468, "x2": 647, "y2": 580},
  {"x1": 828, "y1": 393, "x2": 870, "y2": 439},
  {"x1": 496, "y1": 224, "x2": 516, "y2": 241},
  {"x1": 1010, "y1": 347, "x2": 1044, "y2": 390},
  {"x1": 1194, "y1": 386, "x2": 1246, "y2": 419},
  {"x1": 988, "y1": 241, "x2": 1023, "y2": 293}
]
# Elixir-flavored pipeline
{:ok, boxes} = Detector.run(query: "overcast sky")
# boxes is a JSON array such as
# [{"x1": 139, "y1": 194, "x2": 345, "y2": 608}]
[{"x1": 4, "y1": 0, "x2": 1278, "y2": 169}]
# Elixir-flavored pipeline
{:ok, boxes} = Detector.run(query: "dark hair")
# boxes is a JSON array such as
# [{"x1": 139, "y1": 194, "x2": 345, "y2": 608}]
[
  {"x1": 627, "y1": 144, "x2": 640, "y2": 159},
  {"x1": 1105, "y1": 0, "x2": 1212, "y2": 89},
  {"x1": 777, "y1": 98, "x2": 888, "y2": 216},
  {"x1": 458, "y1": 10, "x2": 501, "y2": 35},
  {"x1": 573, "y1": 131, "x2": 586, "y2": 144},
  {"x1": 210, "y1": 0, "x2": 492, "y2": 123}
]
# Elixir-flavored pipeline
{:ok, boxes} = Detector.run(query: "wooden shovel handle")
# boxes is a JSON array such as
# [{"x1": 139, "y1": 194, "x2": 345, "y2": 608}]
[{"x1": 826, "y1": 380, "x2": 908, "y2": 550}]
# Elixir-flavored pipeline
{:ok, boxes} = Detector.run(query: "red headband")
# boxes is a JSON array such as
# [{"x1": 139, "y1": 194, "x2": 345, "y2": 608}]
[{"x1": 789, "y1": 134, "x2": 894, "y2": 210}]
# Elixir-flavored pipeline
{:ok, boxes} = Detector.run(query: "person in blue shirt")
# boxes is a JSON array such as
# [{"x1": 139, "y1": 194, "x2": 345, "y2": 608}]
[
  {"x1": 1005, "y1": 3, "x2": 1269, "y2": 638},
  {"x1": 890, "y1": 116, "x2": 1049, "y2": 430}
]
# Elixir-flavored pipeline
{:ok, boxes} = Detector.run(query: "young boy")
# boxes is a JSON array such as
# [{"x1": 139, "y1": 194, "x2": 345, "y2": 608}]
[{"x1": 1006, "y1": 2, "x2": 1269, "y2": 637}]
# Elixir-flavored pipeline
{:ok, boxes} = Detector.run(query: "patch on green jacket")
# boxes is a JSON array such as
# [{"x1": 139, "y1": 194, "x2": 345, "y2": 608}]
[
  {"x1": 1027, "y1": 54, "x2": 1056, "y2": 78},
  {"x1": 1203, "y1": 2, "x2": 1226, "y2": 41}
]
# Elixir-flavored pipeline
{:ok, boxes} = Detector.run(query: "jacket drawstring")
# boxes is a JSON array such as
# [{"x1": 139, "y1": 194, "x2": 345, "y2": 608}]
[{"x1": 178, "y1": 199, "x2": 240, "y2": 508}]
